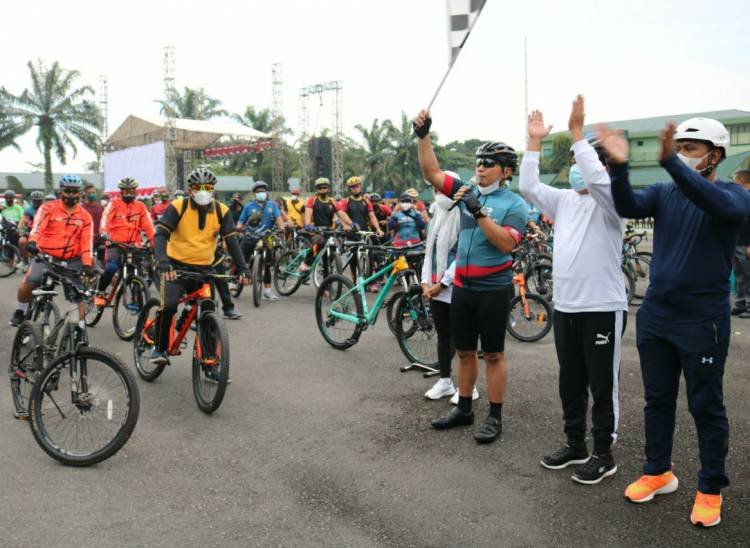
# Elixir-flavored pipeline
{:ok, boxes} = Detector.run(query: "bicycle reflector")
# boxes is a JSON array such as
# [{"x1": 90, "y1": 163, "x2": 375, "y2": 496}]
[
  {"x1": 199, "y1": 284, "x2": 213, "y2": 298},
  {"x1": 391, "y1": 256, "x2": 409, "y2": 274}
]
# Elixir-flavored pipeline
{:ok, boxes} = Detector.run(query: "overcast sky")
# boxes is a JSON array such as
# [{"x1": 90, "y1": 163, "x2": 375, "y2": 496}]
[{"x1": 1, "y1": 0, "x2": 748, "y2": 173}]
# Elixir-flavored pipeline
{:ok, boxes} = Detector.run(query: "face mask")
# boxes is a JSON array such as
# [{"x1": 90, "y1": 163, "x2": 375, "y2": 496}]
[
  {"x1": 291, "y1": 195, "x2": 299, "y2": 202},
  {"x1": 318, "y1": 191, "x2": 329, "y2": 198},
  {"x1": 478, "y1": 181, "x2": 499, "y2": 195},
  {"x1": 86, "y1": 193, "x2": 97, "y2": 202},
  {"x1": 435, "y1": 192, "x2": 454, "y2": 211},
  {"x1": 100, "y1": 199, "x2": 109, "y2": 207},
  {"x1": 192, "y1": 190, "x2": 213, "y2": 206},
  {"x1": 256, "y1": 192, "x2": 267, "y2": 202},
  {"x1": 400, "y1": 202, "x2": 413, "y2": 211},
  {"x1": 569, "y1": 164, "x2": 587, "y2": 192},
  {"x1": 62, "y1": 196, "x2": 77, "y2": 207},
  {"x1": 32, "y1": 201, "x2": 42, "y2": 209},
  {"x1": 677, "y1": 152, "x2": 710, "y2": 173},
  {"x1": 5, "y1": 199, "x2": 13, "y2": 206},
  {"x1": 122, "y1": 195, "x2": 135, "y2": 204}
]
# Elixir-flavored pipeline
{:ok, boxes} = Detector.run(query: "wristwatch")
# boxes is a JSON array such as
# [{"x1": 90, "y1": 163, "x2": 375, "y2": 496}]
[{"x1": 473, "y1": 207, "x2": 489, "y2": 220}]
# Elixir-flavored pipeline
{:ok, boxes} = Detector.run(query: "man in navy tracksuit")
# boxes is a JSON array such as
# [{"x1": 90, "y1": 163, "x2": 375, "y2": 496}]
[{"x1": 599, "y1": 117, "x2": 750, "y2": 527}]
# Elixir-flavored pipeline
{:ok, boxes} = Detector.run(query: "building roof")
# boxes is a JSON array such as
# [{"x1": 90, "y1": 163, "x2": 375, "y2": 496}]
[{"x1": 2, "y1": 172, "x2": 103, "y2": 190}]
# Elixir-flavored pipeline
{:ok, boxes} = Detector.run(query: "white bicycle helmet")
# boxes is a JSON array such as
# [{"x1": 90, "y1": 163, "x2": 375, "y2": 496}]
[{"x1": 674, "y1": 118, "x2": 730, "y2": 159}]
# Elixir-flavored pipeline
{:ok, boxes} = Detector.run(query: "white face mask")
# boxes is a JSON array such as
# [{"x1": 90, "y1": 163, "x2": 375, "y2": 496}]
[
  {"x1": 100, "y1": 199, "x2": 109, "y2": 207},
  {"x1": 478, "y1": 180, "x2": 500, "y2": 195},
  {"x1": 677, "y1": 152, "x2": 710, "y2": 173},
  {"x1": 400, "y1": 202, "x2": 413, "y2": 211},
  {"x1": 435, "y1": 193, "x2": 454, "y2": 211},
  {"x1": 192, "y1": 190, "x2": 213, "y2": 206},
  {"x1": 256, "y1": 192, "x2": 267, "y2": 202}
]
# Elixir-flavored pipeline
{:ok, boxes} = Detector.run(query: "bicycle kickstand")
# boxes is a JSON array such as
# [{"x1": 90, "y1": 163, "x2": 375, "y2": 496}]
[{"x1": 400, "y1": 362, "x2": 440, "y2": 377}]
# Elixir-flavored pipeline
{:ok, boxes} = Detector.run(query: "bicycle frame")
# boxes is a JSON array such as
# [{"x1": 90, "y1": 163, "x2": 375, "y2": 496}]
[{"x1": 512, "y1": 272, "x2": 531, "y2": 317}]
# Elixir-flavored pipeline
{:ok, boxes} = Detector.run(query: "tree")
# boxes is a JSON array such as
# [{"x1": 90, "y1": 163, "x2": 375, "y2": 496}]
[
  {"x1": 354, "y1": 119, "x2": 394, "y2": 191},
  {"x1": 157, "y1": 86, "x2": 228, "y2": 120},
  {"x1": 0, "y1": 94, "x2": 29, "y2": 152},
  {"x1": 387, "y1": 112, "x2": 420, "y2": 192},
  {"x1": 1, "y1": 61, "x2": 101, "y2": 190},
  {"x1": 541, "y1": 133, "x2": 572, "y2": 174}
]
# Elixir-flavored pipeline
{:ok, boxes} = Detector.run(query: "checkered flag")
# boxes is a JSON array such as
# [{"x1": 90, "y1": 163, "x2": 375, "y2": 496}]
[{"x1": 447, "y1": 0, "x2": 486, "y2": 65}]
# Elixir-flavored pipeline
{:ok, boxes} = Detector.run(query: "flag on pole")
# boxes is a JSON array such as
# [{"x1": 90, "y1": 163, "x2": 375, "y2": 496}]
[{"x1": 447, "y1": 0, "x2": 487, "y2": 65}]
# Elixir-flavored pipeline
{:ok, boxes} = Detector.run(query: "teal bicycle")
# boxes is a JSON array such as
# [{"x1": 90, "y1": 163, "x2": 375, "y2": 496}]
[
  {"x1": 273, "y1": 228, "x2": 344, "y2": 296},
  {"x1": 314, "y1": 248, "x2": 438, "y2": 368}
]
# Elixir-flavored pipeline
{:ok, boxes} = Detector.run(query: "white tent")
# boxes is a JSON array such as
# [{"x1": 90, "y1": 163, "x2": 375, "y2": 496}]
[{"x1": 105, "y1": 114, "x2": 271, "y2": 150}]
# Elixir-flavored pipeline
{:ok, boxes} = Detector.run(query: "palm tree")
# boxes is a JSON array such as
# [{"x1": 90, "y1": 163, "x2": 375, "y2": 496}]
[
  {"x1": 1, "y1": 61, "x2": 100, "y2": 190},
  {"x1": 0, "y1": 94, "x2": 29, "y2": 151},
  {"x1": 225, "y1": 106, "x2": 292, "y2": 178},
  {"x1": 355, "y1": 119, "x2": 394, "y2": 190},
  {"x1": 387, "y1": 112, "x2": 420, "y2": 192},
  {"x1": 158, "y1": 86, "x2": 228, "y2": 120}
]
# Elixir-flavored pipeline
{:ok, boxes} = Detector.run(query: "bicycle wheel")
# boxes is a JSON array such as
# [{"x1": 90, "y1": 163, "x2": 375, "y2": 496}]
[
  {"x1": 395, "y1": 293, "x2": 439, "y2": 367},
  {"x1": 0, "y1": 243, "x2": 19, "y2": 277},
  {"x1": 28, "y1": 346, "x2": 140, "y2": 466},
  {"x1": 83, "y1": 270, "x2": 105, "y2": 326},
  {"x1": 192, "y1": 311, "x2": 230, "y2": 414},
  {"x1": 30, "y1": 299, "x2": 60, "y2": 341},
  {"x1": 113, "y1": 276, "x2": 149, "y2": 341},
  {"x1": 273, "y1": 250, "x2": 304, "y2": 296},
  {"x1": 622, "y1": 265, "x2": 636, "y2": 305},
  {"x1": 528, "y1": 263, "x2": 554, "y2": 301},
  {"x1": 633, "y1": 254, "x2": 651, "y2": 299},
  {"x1": 252, "y1": 253, "x2": 263, "y2": 307},
  {"x1": 133, "y1": 297, "x2": 166, "y2": 382},
  {"x1": 9, "y1": 320, "x2": 44, "y2": 418},
  {"x1": 507, "y1": 293, "x2": 553, "y2": 342},
  {"x1": 229, "y1": 261, "x2": 243, "y2": 298},
  {"x1": 313, "y1": 250, "x2": 343, "y2": 289},
  {"x1": 386, "y1": 290, "x2": 405, "y2": 336},
  {"x1": 315, "y1": 274, "x2": 363, "y2": 350}
]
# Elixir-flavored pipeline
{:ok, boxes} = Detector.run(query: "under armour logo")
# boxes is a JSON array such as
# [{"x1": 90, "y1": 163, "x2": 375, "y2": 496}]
[
  {"x1": 701, "y1": 357, "x2": 714, "y2": 365},
  {"x1": 595, "y1": 332, "x2": 612, "y2": 346}
]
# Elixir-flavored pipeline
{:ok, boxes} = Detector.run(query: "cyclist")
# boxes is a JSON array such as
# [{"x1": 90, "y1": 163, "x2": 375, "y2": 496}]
[
  {"x1": 298, "y1": 177, "x2": 352, "y2": 273},
  {"x1": 1, "y1": 189, "x2": 24, "y2": 268},
  {"x1": 150, "y1": 188, "x2": 171, "y2": 221},
  {"x1": 337, "y1": 176, "x2": 384, "y2": 238},
  {"x1": 415, "y1": 110, "x2": 527, "y2": 445},
  {"x1": 18, "y1": 190, "x2": 44, "y2": 265},
  {"x1": 228, "y1": 192, "x2": 244, "y2": 224},
  {"x1": 388, "y1": 192, "x2": 426, "y2": 247},
  {"x1": 521, "y1": 98, "x2": 627, "y2": 485},
  {"x1": 237, "y1": 180, "x2": 285, "y2": 301},
  {"x1": 97, "y1": 177, "x2": 155, "y2": 299},
  {"x1": 9, "y1": 175, "x2": 94, "y2": 326},
  {"x1": 282, "y1": 188, "x2": 305, "y2": 229},
  {"x1": 80, "y1": 183, "x2": 105, "y2": 264},
  {"x1": 151, "y1": 167, "x2": 250, "y2": 365},
  {"x1": 600, "y1": 117, "x2": 750, "y2": 527}
]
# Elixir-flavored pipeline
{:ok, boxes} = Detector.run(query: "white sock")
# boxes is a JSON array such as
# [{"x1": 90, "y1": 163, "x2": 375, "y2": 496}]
[
  {"x1": 264, "y1": 287, "x2": 272, "y2": 295},
  {"x1": 17, "y1": 302, "x2": 28, "y2": 312}
]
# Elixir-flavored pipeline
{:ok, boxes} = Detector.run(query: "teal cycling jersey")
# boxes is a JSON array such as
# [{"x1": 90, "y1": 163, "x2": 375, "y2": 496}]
[{"x1": 440, "y1": 173, "x2": 527, "y2": 290}]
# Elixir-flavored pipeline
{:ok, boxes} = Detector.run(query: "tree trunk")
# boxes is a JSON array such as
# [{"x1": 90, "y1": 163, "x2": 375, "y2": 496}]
[{"x1": 44, "y1": 142, "x2": 53, "y2": 192}]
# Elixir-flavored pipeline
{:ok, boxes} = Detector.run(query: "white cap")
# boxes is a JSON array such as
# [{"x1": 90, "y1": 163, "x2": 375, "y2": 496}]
[{"x1": 675, "y1": 117, "x2": 730, "y2": 158}]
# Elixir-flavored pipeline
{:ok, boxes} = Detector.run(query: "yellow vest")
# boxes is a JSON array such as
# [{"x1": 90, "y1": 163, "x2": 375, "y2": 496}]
[
  {"x1": 166, "y1": 198, "x2": 229, "y2": 266},
  {"x1": 284, "y1": 197, "x2": 305, "y2": 228}
]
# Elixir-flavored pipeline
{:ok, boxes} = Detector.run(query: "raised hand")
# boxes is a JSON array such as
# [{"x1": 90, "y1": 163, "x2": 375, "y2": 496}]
[
  {"x1": 527, "y1": 110, "x2": 552, "y2": 140},
  {"x1": 569, "y1": 95, "x2": 585, "y2": 141},
  {"x1": 659, "y1": 121, "x2": 677, "y2": 163},
  {"x1": 413, "y1": 110, "x2": 432, "y2": 139},
  {"x1": 596, "y1": 124, "x2": 629, "y2": 165}
]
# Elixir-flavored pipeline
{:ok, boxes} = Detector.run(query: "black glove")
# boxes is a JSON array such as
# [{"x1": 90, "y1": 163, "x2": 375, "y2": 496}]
[
  {"x1": 460, "y1": 189, "x2": 482, "y2": 216},
  {"x1": 157, "y1": 260, "x2": 173, "y2": 275},
  {"x1": 26, "y1": 241, "x2": 38, "y2": 256},
  {"x1": 412, "y1": 116, "x2": 432, "y2": 139}
]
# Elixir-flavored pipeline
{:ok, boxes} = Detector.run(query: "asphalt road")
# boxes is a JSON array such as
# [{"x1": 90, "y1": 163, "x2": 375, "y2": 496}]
[{"x1": 0, "y1": 273, "x2": 748, "y2": 547}]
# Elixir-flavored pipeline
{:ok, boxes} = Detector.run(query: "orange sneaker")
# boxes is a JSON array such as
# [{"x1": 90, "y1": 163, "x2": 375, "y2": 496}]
[
  {"x1": 624, "y1": 471, "x2": 679, "y2": 503},
  {"x1": 690, "y1": 492, "x2": 722, "y2": 527}
]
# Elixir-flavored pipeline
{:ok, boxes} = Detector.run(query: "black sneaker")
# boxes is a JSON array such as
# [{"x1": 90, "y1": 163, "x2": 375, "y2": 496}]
[
  {"x1": 571, "y1": 452, "x2": 617, "y2": 485},
  {"x1": 731, "y1": 305, "x2": 746, "y2": 316},
  {"x1": 474, "y1": 416, "x2": 502, "y2": 444},
  {"x1": 8, "y1": 309, "x2": 24, "y2": 327},
  {"x1": 541, "y1": 445, "x2": 590, "y2": 470},
  {"x1": 740, "y1": 309, "x2": 750, "y2": 319},
  {"x1": 150, "y1": 349, "x2": 170, "y2": 366},
  {"x1": 431, "y1": 407, "x2": 474, "y2": 430},
  {"x1": 223, "y1": 308, "x2": 243, "y2": 320}
]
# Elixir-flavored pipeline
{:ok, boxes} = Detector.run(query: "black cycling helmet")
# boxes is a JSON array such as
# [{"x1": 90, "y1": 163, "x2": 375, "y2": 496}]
[
  {"x1": 252, "y1": 180, "x2": 269, "y2": 192},
  {"x1": 369, "y1": 192, "x2": 382, "y2": 202},
  {"x1": 186, "y1": 167, "x2": 218, "y2": 186},
  {"x1": 4, "y1": 189, "x2": 15, "y2": 199},
  {"x1": 476, "y1": 141, "x2": 518, "y2": 171},
  {"x1": 118, "y1": 177, "x2": 138, "y2": 190}
]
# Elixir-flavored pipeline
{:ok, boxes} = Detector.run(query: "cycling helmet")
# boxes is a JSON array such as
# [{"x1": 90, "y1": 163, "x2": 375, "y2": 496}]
[
  {"x1": 58, "y1": 174, "x2": 82, "y2": 189},
  {"x1": 173, "y1": 189, "x2": 185, "y2": 197},
  {"x1": 400, "y1": 191, "x2": 414, "y2": 201},
  {"x1": 675, "y1": 117, "x2": 730, "y2": 159},
  {"x1": 118, "y1": 177, "x2": 138, "y2": 189},
  {"x1": 570, "y1": 134, "x2": 609, "y2": 166},
  {"x1": 187, "y1": 166, "x2": 218, "y2": 186},
  {"x1": 30, "y1": 190, "x2": 44, "y2": 200},
  {"x1": 347, "y1": 176, "x2": 362, "y2": 187},
  {"x1": 314, "y1": 177, "x2": 331, "y2": 188},
  {"x1": 369, "y1": 192, "x2": 382, "y2": 202},
  {"x1": 475, "y1": 141, "x2": 518, "y2": 171},
  {"x1": 252, "y1": 180, "x2": 269, "y2": 192},
  {"x1": 405, "y1": 188, "x2": 419, "y2": 199},
  {"x1": 4, "y1": 190, "x2": 15, "y2": 199},
  {"x1": 44, "y1": 193, "x2": 56, "y2": 202}
]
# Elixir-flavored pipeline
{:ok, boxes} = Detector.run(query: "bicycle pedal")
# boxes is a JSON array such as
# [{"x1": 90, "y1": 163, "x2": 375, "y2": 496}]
[{"x1": 13, "y1": 411, "x2": 29, "y2": 421}]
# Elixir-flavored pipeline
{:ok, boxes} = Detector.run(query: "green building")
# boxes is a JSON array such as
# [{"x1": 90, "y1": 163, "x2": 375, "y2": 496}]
[{"x1": 539, "y1": 109, "x2": 750, "y2": 188}]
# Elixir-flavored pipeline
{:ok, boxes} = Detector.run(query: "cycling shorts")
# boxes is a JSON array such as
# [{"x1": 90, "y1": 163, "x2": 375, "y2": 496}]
[
  {"x1": 450, "y1": 284, "x2": 513, "y2": 353},
  {"x1": 23, "y1": 257, "x2": 83, "y2": 289}
]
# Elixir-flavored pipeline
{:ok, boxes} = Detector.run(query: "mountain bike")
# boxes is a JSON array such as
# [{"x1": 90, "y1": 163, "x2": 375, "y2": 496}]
[
  {"x1": 622, "y1": 231, "x2": 651, "y2": 301},
  {"x1": 8, "y1": 254, "x2": 140, "y2": 466},
  {"x1": 133, "y1": 269, "x2": 233, "y2": 414},
  {"x1": 0, "y1": 222, "x2": 21, "y2": 277},
  {"x1": 273, "y1": 228, "x2": 344, "y2": 297},
  {"x1": 507, "y1": 271, "x2": 553, "y2": 342}
]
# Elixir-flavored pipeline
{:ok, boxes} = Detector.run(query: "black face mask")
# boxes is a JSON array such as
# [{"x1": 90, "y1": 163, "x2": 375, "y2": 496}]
[
  {"x1": 122, "y1": 195, "x2": 135, "y2": 204},
  {"x1": 32, "y1": 200, "x2": 42, "y2": 209},
  {"x1": 5, "y1": 199, "x2": 12, "y2": 206},
  {"x1": 62, "y1": 196, "x2": 78, "y2": 207}
]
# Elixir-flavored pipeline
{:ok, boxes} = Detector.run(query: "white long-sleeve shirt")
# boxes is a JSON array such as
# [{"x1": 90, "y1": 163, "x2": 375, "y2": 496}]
[
  {"x1": 518, "y1": 140, "x2": 626, "y2": 313},
  {"x1": 421, "y1": 260, "x2": 456, "y2": 304}
]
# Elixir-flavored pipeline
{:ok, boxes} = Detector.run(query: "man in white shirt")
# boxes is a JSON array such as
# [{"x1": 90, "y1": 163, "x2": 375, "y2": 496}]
[{"x1": 519, "y1": 96, "x2": 627, "y2": 485}]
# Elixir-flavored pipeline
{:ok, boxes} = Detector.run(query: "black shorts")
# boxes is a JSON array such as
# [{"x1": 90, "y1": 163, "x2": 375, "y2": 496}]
[{"x1": 450, "y1": 285, "x2": 513, "y2": 353}]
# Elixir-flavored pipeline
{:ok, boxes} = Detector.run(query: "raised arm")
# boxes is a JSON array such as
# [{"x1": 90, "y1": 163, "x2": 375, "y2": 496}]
[
  {"x1": 414, "y1": 110, "x2": 446, "y2": 191},
  {"x1": 519, "y1": 109, "x2": 565, "y2": 218}
]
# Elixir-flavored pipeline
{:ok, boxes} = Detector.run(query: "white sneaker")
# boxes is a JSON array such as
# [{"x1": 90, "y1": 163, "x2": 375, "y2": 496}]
[
  {"x1": 424, "y1": 378, "x2": 456, "y2": 400},
  {"x1": 450, "y1": 386, "x2": 479, "y2": 405},
  {"x1": 262, "y1": 290, "x2": 279, "y2": 301}
]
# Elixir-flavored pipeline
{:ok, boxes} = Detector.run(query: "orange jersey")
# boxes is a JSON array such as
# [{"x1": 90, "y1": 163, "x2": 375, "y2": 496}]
[
  {"x1": 29, "y1": 200, "x2": 94, "y2": 266},
  {"x1": 101, "y1": 198, "x2": 155, "y2": 245}
]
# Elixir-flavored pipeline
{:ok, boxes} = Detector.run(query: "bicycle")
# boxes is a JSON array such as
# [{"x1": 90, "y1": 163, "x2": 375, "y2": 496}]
[
  {"x1": 8, "y1": 253, "x2": 140, "y2": 466},
  {"x1": 133, "y1": 269, "x2": 233, "y2": 414},
  {"x1": 85, "y1": 242, "x2": 151, "y2": 340},
  {"x1": 315, "y1": 246, "x2": 438, "y2": 369},
  {"x1": 622, "y1": 230, "x2": 651, "y2": 302},
  {"x1": 0, "y1": 222, "x2": 21, "y2": 277},
  {"x1": 507, "y1": 271, "x2": 553, "y2": 342},
  {"x1": 272, "y1": 228, "x2": 345, "y2": 297}
]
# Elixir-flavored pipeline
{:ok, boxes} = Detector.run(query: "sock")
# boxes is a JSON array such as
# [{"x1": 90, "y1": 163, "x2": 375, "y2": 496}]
[
  {"x1": 458, "y1": 395, "x2": 472, "y2": 414},
  {"x1": 489, "y1": 402, "x2": 503, "y2": 420},
  {"x1": 17, "y1": 301, "x2": 28, "y2": 312}
]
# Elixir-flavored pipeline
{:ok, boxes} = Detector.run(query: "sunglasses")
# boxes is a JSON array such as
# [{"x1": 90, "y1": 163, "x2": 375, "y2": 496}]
[
  {"x1": 190, "y1": 184, "x2": 215, "y2": 192},
  {"x1": 476, "y1": 157, "x2": 499, "y2": 168},
  {"x1": 317, "y1": 186, "x2": 329, "y2": 191},
  {"x1": 61, "y1": 188, "x2": 81, "y2": 195},
  {"x1": 121, "y1": 189, "x2": 137, "y2": 196}
]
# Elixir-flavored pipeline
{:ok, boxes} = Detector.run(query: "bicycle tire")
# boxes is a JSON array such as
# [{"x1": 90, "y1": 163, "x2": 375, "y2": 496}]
[
  {"x1": 252, "y1": 253, "x2": 263, "y2": 307},
  {"x1": 313, "y1": 250, "x2": 343, "y2": 290},
  {"x1": 113, "y1": 276, "x2": 149, "y2": 341},
  {"x1": 622, "y1": 265, "x2": 636, "y2": 305},
  {"x1": 192, "y1": 311, "x2": 230, "y2": 414},
  {"x1": 9, "y1": 320, "x2": 44, "y2": 418},
  {"x1": 273, "y1": 250, "x2": 304, "y2": 296},
  {"x1": 395, "y1": 293, "x2": 439, "y2": 367},
  {"x1": 229, "y1": 261, "x2": 243, "y2": 298},
  {"x1": 83, "y1": 271, "x2": 105, "y2": 326},
  {"x1": 28, "y1": 346, "x2": 140, "y2": 467},
  {"x1": 633, "y1": 253, "x2": 651, "y2": 300},
  {"x1": 507, "y1": 293, "x2": 553, "y2": 342},
  {"x1": 133, "y1": 297, "x2": 166, "y2": 382},
  {"x1": 386, "y1": 290, "x2": 405, "y2": 336},
  {"x1": 528, "y1": 263, "x2": 554, "y2": 301},
  {"x1": 30, "y1": 298, "x2": 60, "y2": 340},
  {"x1": 315, "y1": 273, "x2": 363, "y2": 350},
  {"x1": 0, "y1": 243, "x2": 20, "y2": 277}
]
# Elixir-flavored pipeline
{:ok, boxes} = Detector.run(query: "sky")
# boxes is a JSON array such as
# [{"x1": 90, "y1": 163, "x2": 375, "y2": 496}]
[{"x1": 1, "y1": 0, "x2": 749, "y2": 173}]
